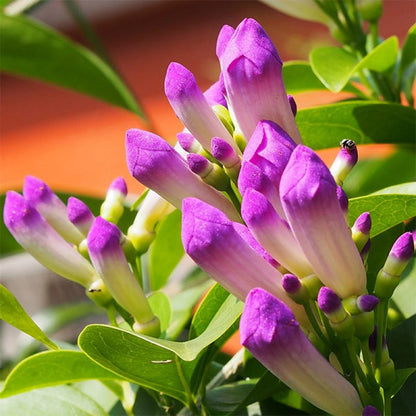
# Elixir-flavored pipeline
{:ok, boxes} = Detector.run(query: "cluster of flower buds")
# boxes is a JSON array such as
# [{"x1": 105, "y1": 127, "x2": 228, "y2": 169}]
[
  {"x1": 4, "y1": 176, "x2": 160, "y2": 336},
  {"x1": 3, "y1": 15, "x2": 414, "y2": 416}
]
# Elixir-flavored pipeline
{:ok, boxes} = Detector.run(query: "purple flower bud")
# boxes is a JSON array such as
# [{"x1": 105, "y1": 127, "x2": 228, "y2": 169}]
[
  {"x1": 287, "y1": 94, "x2": 297, "y2": 116},
  {"x1": 211, "y1": 137, "x2": 240, "y2": 169},
  {"x1": 330, "y1": 139, "x2": 358, "y2": 186},
  {"x1": 4, "y1": 191, "x2": 97, "y2": 286},
  {"x1": 203, "y1": 75, "x2": 227, "y2": 108},
  {"x1": 126, "y1": 129, "x2": 240, "y2": 222},
  {"x1": 100, "y1": 177, "x2": 128, "y2": 224},
  {"x1": 108, "y1": 177, "x2": 127, "y2": 196},
  {"x1": 216, "y1": 24, "x2": 235, "y2": 59},
  {"x1": 219, "y1": 18, "x2": 301, "y2": 143},
  {"x1": 23, "y1": 176, "x2": 84, "y2": 244},
  {"x1": 357, "y1": 294, "x2": 379, "y2": 312},
  {"x1": 389, "y1": 231, "x2": 414, "y2": 263},
  {"x1": 67, "y1": 197, "x2": 95, "y2": 236},
  {"x1": 282, "y1": 274, "x2": 301, "y2": 294},
  {"x1": 240, "y1": 288, "x2": 363, "y2": 416},
  {"x1": 317, "y1": 287, "x2": 342, "y2": 314},
  {"x1": 181, "y1": 198, "x2": 306, "y2": 325},
  {"x1": 88, "y1": 217, "x2": 157, "y2": 330},
  {"x1": 177, "y1": 131, "x2": 202, "y2": 153},
  {"x1": 280, "y1": 145, "x2": 366, "y2": 298},
  {"x1": 187, "y1": 153, "x2": 210, "y2": 176},
  {"x1": 352, "y1": 212, "x2": 371, "y2": 252},
  {"x1": 362, "y1": 405, "x2": 382, "y2": 416},
  {"x1": 241, "y1": 188, "x2": 312, "y2": 277},
  {"x1": 164, "y1": 62, "x2": 238, "y2": 152}
]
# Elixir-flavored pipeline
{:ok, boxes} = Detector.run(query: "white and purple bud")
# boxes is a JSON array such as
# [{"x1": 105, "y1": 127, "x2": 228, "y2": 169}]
[
  {"x1": 100, "y1": 177, "x2": 127, "y2": 224},
  {"x1": 126, "y1": 129, "x2": 241, "y2": 222},
  {"x1": 241, "y1": 188, "x2": 313, "y2": 277},
  {"x1": 240, "y1": 120, "x2": 296, "y2": 217},
  {"x1": 240, "y1": 288, "x2": 363, "y2": 416},
  {"x1": 374, "y1": 232, "x2": 414, "y2": 299},
  {"x1": 219, "y1": 18, "x2": 302, "y2": 144},
  {"x1": 23, "y1": 176, "x2": 84, "y2": 245},
  {"x1": 177, "y1": 131, "x2": 202, "y2": 154},
  {"x1": 87, "y1": 217, "x2": 160, "y2": 336},
  {"x1": 362, "y1": 406, "x2": 382, "y2": 416},
  {"x1": 211, "y1": 137, "x2": 241, "y2": 182},
  {"x1": 280, "y1": 145, "x2": 367, "y2": 298},
  {"x1": 318, "y1": 287, "x2": 355, "y2": 338},
  {"x1": 181, "y1": 198, "x2": 307, "y2": 325},
  {"x1": 330, "y1": 139, "x2": 359, "y2": 186},
  {"x1": 344, "y1": 294, "x2": 379, "y2": 338},
  {"x1": 67, "y1": 197, "x2": 95, "y2": 237},
  {"x1": 187, "y1": 153, "x2": 230, "y2": 191},
  {"x1": 352, "y1": 212, "x2": 372, "y2": 252},
  {"x1": 282, "y1": 273, "x2": 309, "y2": 304},
  {"x1": 164, "y1": 62, "x2": 239, "y2": 153},
  {"x1": 4, "y1": 191, "x2": 97, "y2": 287}
]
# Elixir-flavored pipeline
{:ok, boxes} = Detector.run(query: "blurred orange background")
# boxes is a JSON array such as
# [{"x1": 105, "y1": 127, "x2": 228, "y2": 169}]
[{"x1": 1, "y1": 0, "x2": 414, "y2": 198}]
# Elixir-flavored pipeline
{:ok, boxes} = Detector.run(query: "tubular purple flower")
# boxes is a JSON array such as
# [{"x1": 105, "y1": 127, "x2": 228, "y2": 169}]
[
  {"x1": 126, "y1": 129, "x2": 241, "y2": 222},
  {"x1": 216, "y1": 24, "x2": 235, "y2": 59},
  {"x1": 23, "y1": 175, "x2": 84, "y2": 244},
  {"x1": 219, "y1": 18, "x2": 302, "y2": 143},
  {"x1": 240, "y1": 288, "x2": 363, "y2": 416},
  {"x1": 241, "y1": 188, "x2": 313, "y2": 277},
  {"x1": 330, "y1": 139, "x2": 358, "y2": 186},
  {"x1": 87, "y1": 217, "x2": 159, "y2": 335},
  {"x1": 67, "y1": 196, "x2": 95, "y2": 237},
  {"x1": 287, "y1": 94, "x2": 297, "y2": 116},
  {"x1": 240, "y1": 120, "x2": 296, "y2": 217},
  {"x1": 4, "y1": 191, "x2": 97, "y2": 287},
  {"x1": 164, "y1": 62, "x2": 239, "y2": 153},
  {"x1": 280, "y1": 145, "x2": 367, "y2": 298},
  {"x1": 203, "y1": 75, "x2": 227, "y2": 108},
  {"x1": 336, "y1": 185, "x2": 349, "y2": 223},
  {"x1": 181, "y1": 197, "x2": 307, "y2": 325}
]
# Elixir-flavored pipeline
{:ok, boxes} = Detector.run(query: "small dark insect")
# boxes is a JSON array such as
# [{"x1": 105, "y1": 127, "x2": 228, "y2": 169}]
[
  {"x1": 88, "y1": 288, "x2": 101, "y2": 293},
  {"x1": 340, "y1": 139, "x2": 356, "y2": 149}
]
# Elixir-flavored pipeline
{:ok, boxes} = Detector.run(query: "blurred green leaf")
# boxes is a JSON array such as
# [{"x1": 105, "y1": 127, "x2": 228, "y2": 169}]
[
  {"x1": 392, "y1": 258, "x2": 416, "y2": 319},
  {"x1": 310, "y1": 37, "x2": 398, "y2": 92},
  {"x1": 297, "y1": 101, "x2": 416, "y2": 150},
  {"x1": 388, "y1": 368, "x2": 416, "y2": 398},
  {"x1": 0, "y1": 385, "x2": 109, "y2": 416},
  {"x1": 349, "y1": 187, "x2": 416, "y2": 237},
  {"x1": 0, "y1": 14, "x2": 144, "y2": 117},
  {"x1": 398, "y1": 23, "x2": 416, "y2": 81},
  {"x1": 148, "y1": 291, "x2": 171, "y2": 334},
  {"x1": 0, "y1": 351, "x2": 122, "y2": 398},
  {"x1": 0, "y1": 283, "x2": 58, "y2": 350},
  {"x1": 282, "y1": 61, "x2": 360, "y2": 94},
  {"x1": 149, "y1": 210, "x2": 184, "y2": 291}
]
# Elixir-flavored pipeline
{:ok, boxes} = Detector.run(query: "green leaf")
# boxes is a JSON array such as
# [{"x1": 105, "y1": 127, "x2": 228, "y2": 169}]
[
  {"x1": 398, "y1": 23, "x2": 416, "y2": 79},
  {"x1": 392, "y1": 258, "x2": 416, "y2": 319},
  {"x1": 0, "y1": 351, "x2": 122, "y2": 398},
  {"x1": 388, "y1": 368, "x2": 416, "y2": 397},
  {"x1": 297, "y1": 101, "x2": 416, "y2": 150},
  {"x1": 310, "y1": 37, "x2": 398, "y2": 92},
  {"x1": 0, "y1": 283, "x2": 58, "y2": 350},
  {"x1": 0, "y1": 385, "x2": 109, "y2": 416},
  {"x1": 148, "y1": 292, "x2": 171, "y2": 334},
  {"x1": 282, "y1": 61, "x2": 360, "y2": 94},
  {"x1": 149, "y1": 210, "x2": 184, "y2": 291},
  {"x1": 0, "y1": 14, "x2": 143, "y2": 117},
  {"x1": 349, "y1": 188, "x2": 416, "y2": 237}
]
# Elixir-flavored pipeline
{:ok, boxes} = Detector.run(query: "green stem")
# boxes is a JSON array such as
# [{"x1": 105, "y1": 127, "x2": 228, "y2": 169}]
[
  {"x1": 346, "y1": 341, "x2": 373, "y2": 393},
  {"x1": 226, "y1": 187, "x2": 241, "y2": 213},
  {"x1": 303, "y1": 301, "x2": 329, "y2": 347},
  {"x1": 375, "y1": 300, "x2": 389, "y2": 368},
  {"x1": 175, "y1": 356, "x2": 200, "y2": 415},
  {"x1": 106, "y1": 302, "x2": 118, "y2": 326},
  {"x1": 370, "y1": 21, "x2": 379, "y2": 47},
  {"x1": 384, "y1": 392, "x2": 392, "y2": 416},
  {"x1": 361, "y1": 339, "x2": 378, "y2": 388}
]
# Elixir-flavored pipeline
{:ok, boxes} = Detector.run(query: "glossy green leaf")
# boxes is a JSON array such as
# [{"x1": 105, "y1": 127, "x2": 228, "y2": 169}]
[
  {"x1": 349, "y1": 187, "x2": 416, "y2": 237},
  {"x1": 310, "y1": 37, "x2": 398, "y2": 92},
  {"x1": 282, "y1": 61, "x2": 360, "y2": 94},
  {"x1": 0, "y1": 385, "x2": 109, "y2": 416},
  {"x1": 0, "y1": 14, "x2": 143, "y2": 117},
  {"x1": 149, "y1": 210, "x2": 184, "y2": 291},
  {"x1": 0, "y1": 351, "x2": 122, "y2": 398},
  {"x1": 0, "y1": 283, "x2": 58, "y2": 350},
  {"x1": 297, "y1": 101, "x2": 416, "y2": 150},
  {"x1": 148, "y1": 291, "x2": 171, "y2": 334}
]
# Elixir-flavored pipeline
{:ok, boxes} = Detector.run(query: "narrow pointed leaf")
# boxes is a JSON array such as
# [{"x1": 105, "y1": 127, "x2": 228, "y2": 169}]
[
  {"x1": 0, "y1": 351, "x2": 122, "y2": 398},
  {"x1": 0, "y1": 14, "x2": 144, "y2": 117},
  {"x1": 0, "y1": 283, "x2": 58, "y2": 350}
]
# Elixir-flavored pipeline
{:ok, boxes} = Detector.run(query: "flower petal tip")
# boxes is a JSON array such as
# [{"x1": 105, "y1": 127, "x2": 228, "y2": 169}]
[{"x1": 88, "y1": 217, "x2": 121, "y2": 255}]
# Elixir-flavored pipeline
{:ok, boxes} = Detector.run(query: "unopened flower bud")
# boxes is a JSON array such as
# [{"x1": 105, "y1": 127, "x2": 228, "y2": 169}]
[
  {"x1": 318, "y1": 287, "x2": 355, "y2": 339},
  {"x1": 343, "y1": 295, "x2": 378, "y2": 339},
  {"x1": 211, "y1": 137, "x2": 241, "y2": 182},
  {"x1": 177, "y1": 131, "x2": 203, "y2": 154},
  {"x1": 187, "y1": 154, "x2": 230, "y2": 191},
  {"x1": 330, "y1": 139, "x2": 358, "y2": 186},
  {"x1": 100, "y1": 177, "x2": 127, "y2": 224},
  {"x1": 86, "y1": 278, "x2": 112, "y2": 307},
  {"x1": 374, "y1": 232, "x2": 414, "y2": 299},
  {"x1": 352, "y1": 212, "x2": 371, "y2": 252},
  {"x1": 67, "y1": 196, "x2": 95, "y2": 237},
  {"x1": 356, "y1": 0, "x2": 382, "y2": 22},
  {"x1": 362, "y1": 405, "x2": 382, "y2": 416},
  {"x1": 282, "y1": 274, "x2": 309, "y2": 304}
]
